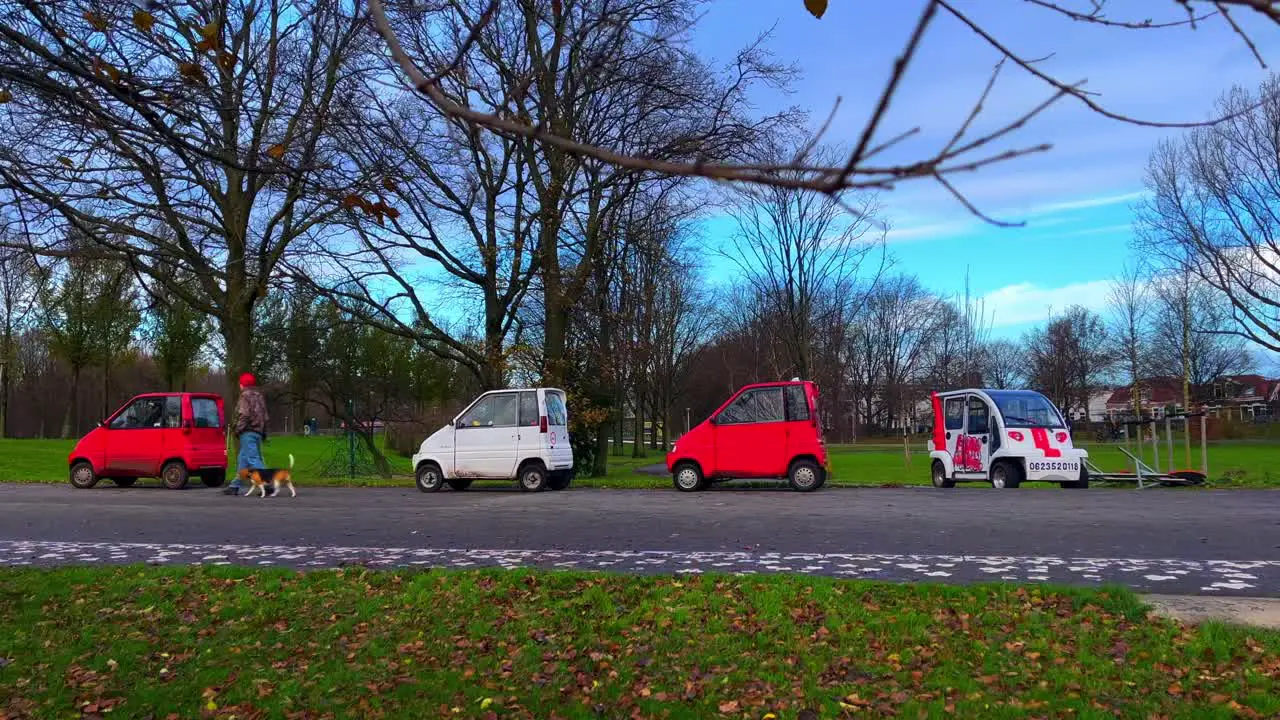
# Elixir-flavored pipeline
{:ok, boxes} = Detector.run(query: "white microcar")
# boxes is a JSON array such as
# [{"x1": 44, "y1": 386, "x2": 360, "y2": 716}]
[
  {"x1": 413, "y1": 387, "x2": 574, "y2": 492},
  {"x1": 928, "y1": 388, "x2": 1090, "y2": 489}
]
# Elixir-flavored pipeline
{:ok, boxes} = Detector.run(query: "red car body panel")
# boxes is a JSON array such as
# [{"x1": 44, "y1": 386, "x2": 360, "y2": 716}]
[
  {"x1": 666, "y1": 381, "x2": 827, "y2": 479},
  {"x1": 68, "y1": 393, "x2": 226, "y2": 478}
]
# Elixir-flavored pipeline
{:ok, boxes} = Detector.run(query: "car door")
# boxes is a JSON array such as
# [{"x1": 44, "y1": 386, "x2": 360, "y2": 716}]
[
  {"x1": 542, "y1": 389, "x2": 572, "y2": 471},
  {"x1": 942, "y1": 395, "x2": 966, "y2": 470},
  {"x1": 515, "y1": 390, "x2": 542, "y2": 463},
  {"x1": 188, "y1": 395, "x2": 226, "y2": 471},
  {"x1": 959, "y1": 395, "x2": 992, "y2": 476},
  {"x1": 452, "y1": 392, "x2": 519, "y2": 478},
  {"x1": 714, "y1": 386, "x2": 787, "y2": 477},
  {"x1": 104, "y1": 396, "x2": 170, "y2": 475}
]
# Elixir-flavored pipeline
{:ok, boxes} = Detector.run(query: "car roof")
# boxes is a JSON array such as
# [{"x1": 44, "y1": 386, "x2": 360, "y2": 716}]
[
  {"x1": 739, "y1": 380, "x2": 813, "y2": 391},
  {"x1": 130, "y1": 392, "x2": 220, "y2": 399}
]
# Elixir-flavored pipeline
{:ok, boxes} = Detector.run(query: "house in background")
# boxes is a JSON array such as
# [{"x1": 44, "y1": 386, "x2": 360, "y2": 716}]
[{"x1": 1103, "y1": 375, "x2": 1280, "y2": 420}]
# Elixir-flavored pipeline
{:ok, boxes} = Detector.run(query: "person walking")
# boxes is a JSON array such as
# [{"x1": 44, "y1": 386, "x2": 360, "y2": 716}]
[{"x1": 224, "y1": 372, "x2": 271, "y2": 496}]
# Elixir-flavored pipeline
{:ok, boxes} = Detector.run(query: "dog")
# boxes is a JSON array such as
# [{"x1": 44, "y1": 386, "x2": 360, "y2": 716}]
[{"x1": 240, "y1": 454, "x2": 296, "y2": 498}]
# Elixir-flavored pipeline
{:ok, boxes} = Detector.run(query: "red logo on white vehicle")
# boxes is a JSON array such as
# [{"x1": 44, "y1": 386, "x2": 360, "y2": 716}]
[
  {"x1": 1008, "y1": 431, "x2": 1024, "y2": 442},
  {"x1": 1055, "y1": 432, "x2": 1068, "y2": 443},
  {"x1": 550, "y1": 431, "x2": 556, "y2": 446}
]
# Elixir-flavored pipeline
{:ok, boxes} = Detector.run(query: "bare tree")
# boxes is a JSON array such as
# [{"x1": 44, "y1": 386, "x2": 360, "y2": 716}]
[
  {"x1": 0, "y1": 245, "x2": 41, "y2": 437},
  {"x1": 368, "y1": 0, "x2": 1280, "y2": 223},
  {"x1": 1135, "y1": 75, "x2": 1280, "y2": 354},
  {"x1": 1107, "y1": 263, "x2": 1153, "y2": 418},
  {"x1": 980, "y1": 339, "x2": 1023, "y2": 389},
  {"x1": 724, "y1": 144, "x2": 885, "y2": 380},
  {"x1": 1024, "y1": 305, "x2": 1112, "y2": 418},
  {"x1": 1149, "y1": 271, "x2": 1253, "y2": 397},
  {"x1": 849, "y1": 275, "x2": 942, "y2": 431},
  {"x1": 0, "y1": 0, "x2": 375, "y2": 409}
]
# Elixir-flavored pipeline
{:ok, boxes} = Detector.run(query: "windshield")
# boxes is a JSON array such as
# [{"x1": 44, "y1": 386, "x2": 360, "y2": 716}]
[{"x1": 987, "y1": 391, "x2": 1066, "y2": 429}]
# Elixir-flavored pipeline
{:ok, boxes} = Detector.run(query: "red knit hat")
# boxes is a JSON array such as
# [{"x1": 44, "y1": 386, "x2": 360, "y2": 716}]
[{"x1": 239, "y1": 372, "x2": 256, "y2": 387}]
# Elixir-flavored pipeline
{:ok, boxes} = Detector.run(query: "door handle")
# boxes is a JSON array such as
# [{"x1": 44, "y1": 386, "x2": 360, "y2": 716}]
[
  {"x1": 981, "y1": 436, "x2": 987, "y2": 444},
  {"x1": 945, "y1": 432, "x2": 951, "y2": 440}
]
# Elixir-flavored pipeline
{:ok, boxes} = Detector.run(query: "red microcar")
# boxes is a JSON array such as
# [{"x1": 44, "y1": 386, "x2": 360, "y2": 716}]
[
  {"x1": 67, "y1": 392, "x2": 228, "y2": 490},
  {"x1": 665, "y1": 380, "x2": 829, "y2": 492}
]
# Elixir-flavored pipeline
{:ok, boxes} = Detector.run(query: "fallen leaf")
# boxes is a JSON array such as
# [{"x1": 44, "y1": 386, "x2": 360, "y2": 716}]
[{"x1": 717, "y1": 699, "x2": 739, "y2": 713}]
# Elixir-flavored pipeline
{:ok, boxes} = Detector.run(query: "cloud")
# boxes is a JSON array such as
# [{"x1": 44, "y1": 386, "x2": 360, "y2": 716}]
[
  {"x1": 983, "y1": 279, "x2": 1114, "y2": 328},
  {"x1": 1025, "y1": 191, "x2": 1146, "y2": 217},
  {"x1": 882, "y1": 219, "x2": 973, "y2": 243}
]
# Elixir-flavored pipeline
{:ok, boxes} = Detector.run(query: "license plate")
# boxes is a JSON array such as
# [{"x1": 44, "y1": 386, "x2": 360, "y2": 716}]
[{"x1": 1028, "y1": 461, "x2": 1079, "y2": 472}]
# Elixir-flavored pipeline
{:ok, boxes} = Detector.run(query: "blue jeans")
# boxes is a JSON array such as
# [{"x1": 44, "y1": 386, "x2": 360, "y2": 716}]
[{"x1": 231, "y1": 432, "x2": 265, "y2": 488}]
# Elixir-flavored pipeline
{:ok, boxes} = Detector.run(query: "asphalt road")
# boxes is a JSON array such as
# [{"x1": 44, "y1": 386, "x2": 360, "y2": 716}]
[{"x1": 2, "y1": 482, "x2": 1278, "y2": 596}]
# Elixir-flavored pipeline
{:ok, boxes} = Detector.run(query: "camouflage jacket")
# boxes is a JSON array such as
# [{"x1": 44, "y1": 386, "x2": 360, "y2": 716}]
[{"x1": 234, "y1": 387, "x2": 269, "y2": 437}]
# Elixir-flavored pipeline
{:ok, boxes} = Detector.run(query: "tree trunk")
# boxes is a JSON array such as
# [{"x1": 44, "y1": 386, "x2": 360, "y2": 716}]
[
  {"x1": 0, "y1": 359, "x2": 8, "y2": 439},
  {"x1": 612, "y1": 408, "x2": 624, "y2": 456},
  {"x1": 102, "y1": 360, "x2": 111, "y2": 423},
  {"x1": 593, "y1": 424, "x2": 608, "y2": 477},
  {"x1": 222, "y1": 308, "x2": 253, "y2": 447},
  {"x1": 62, "y1": 365, "x2": 80, "y2": 439},
  {"x1": 632, "y1": 398, "x2": 645, "y2": 459}
]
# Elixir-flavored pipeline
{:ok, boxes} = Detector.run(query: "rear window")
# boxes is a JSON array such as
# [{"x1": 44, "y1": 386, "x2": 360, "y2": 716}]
[{"x1": 544, "y1": 391, "x2": 568, "y2": 426}]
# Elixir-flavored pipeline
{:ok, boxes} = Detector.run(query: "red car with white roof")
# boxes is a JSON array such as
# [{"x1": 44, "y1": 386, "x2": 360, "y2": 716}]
[{"x1": 928, "y1": 389, "x2": 1089, "y2": 489}]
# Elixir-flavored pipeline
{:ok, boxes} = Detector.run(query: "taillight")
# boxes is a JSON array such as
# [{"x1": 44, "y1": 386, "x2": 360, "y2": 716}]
[{"x1": 539, "y1": 416, "x2": 548, "y2": 433}]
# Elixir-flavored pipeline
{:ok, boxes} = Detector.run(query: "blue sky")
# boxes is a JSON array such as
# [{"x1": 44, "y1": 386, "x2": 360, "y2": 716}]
[{"x1": 685, "y1": 1, "x2": 1280, "y2": 339}]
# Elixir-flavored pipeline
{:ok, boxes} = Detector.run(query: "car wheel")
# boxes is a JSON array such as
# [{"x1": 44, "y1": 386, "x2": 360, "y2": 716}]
[
  {"x1": 548, "y1": 472, "x2": 572, "y2": 491},
  {"x1": 788, "y1": 459, "x2": 823, "y2": 492},
  {"x1": 672, "y1": 462, "x2": 704, "y2": 492},
  {"x1": 112, "y1": 477, "x2": 137, "y2": 488},
  {"x1": 931, "y1": 460, "x2": 955, "y2": 488},
  {"x1": 990, "y1": 461, "x2": 1022, "y2": 489},
  {"x1": 202, "y1": 471, "x2": 226, "y2": 488},
  {"x1": 446, "y1": 478, "x2": 472, "y2": 491},
  {"x1": 69, "y1": 461, "x2": 99, "y2": 489},
  {"x1": 160, "y1": 461, "x2": 189, "y2": 490},
  {"x1": 1062, "y1": 466, "x2": 1090, "y2": 489},
  {"x1": 416, "y1": 463, "x2": 444, "y2": 493},
  {"x1": 518, "y1": 462, "x2": 548, "y2": 492}
]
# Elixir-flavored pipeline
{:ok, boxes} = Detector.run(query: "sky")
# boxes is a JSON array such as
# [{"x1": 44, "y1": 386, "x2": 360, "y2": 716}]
[{"x1": 684, "y1": 0, "x2": 1280, "y2": 339}]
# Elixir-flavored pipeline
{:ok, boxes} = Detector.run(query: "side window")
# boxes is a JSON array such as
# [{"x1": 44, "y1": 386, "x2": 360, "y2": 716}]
[
  {"x1": 784, "y1": 385, "x2": 810, "y2": 421},
  {"x1": 109, "y1": 397, "x2": 165, "y2": 429},
  {"x1": 459, "y1": 394, "x2": 519, "y2": 428},
  {"x1": 192, "y1": 398, "x2": 220, "y2": 428},
  {"x1": 162, "y1": 396, "x2": 182, "y2": 428},
  {"x1": 944, "y1": 398, "x2": 964, "y2": 431},
  {"x1": 967, "y1": 397, "x2": 990, "y2": 434},
  {"x1": 718, "y1": 388, "x2": 785, "y2": 425},
  {"x1": 518, "y1": 391, "x2": 539, "y2": 427}
]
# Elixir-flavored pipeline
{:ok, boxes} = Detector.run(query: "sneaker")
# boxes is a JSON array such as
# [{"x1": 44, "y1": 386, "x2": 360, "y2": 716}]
[{"x1": 223, "y1": 486, "x2": 241, "y2": 496}]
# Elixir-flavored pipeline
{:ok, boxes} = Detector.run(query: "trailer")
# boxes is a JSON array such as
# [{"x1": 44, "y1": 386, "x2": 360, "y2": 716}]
[{"x1": 1084, "y1": 413, "x2": 1209, "y2": 488}]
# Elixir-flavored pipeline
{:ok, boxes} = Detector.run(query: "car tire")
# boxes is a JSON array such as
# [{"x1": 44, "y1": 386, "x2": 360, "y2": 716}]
[
  {"x1": 787, "y1": 459, "x2": 823, "y2": 492},
  {"x1": 416, "y1": 463, "x2": 444, "y2": 493},
  {"x1": 931, "y1": 460, "x2": 955, "y2": 488},
  {"x1": 518, "y1": 462, "x2": 548, "y2": 492},
  {"x1": 1062, "y1": 467, "x2": 1090, "y2": 489},
  {"x1": 112, "y1": 477, "x2": 137, "y2": 488},
  {"x1": 672, "y1": 462, "x2": 704, "y2": 492},
  {"x1": 446, "y1": 478, "x2": 472, "y2": 491},
  {"x1": 990, "y1": 460, "x2": 1022, "y2": 489},
  {"x1": 160, "y1": 461, "x2": 189, "y2": 490},
  {"x1": 69, "y1": 461, "x2": 99, "y2": 489},
  {"x1": 548, "y1": 472, "x2": 572, "y2": 491},
  {"x1": 202, "y1": 471, "x2": 226, "y2": 488}
]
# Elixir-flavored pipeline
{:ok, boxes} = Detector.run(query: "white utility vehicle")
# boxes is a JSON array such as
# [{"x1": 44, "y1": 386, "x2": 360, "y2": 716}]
[
  {"x1": 928, "y1": 389, "x2": 1089, "y2": 489},
  {"x1": 413, "y1": 387, "x2": 573, "y2": 492}
]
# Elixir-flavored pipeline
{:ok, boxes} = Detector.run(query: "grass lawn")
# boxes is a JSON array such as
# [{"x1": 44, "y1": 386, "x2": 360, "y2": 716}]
[
  {"x1": 1, "y1": 567, "x2": 1278, "y2": 719},
  {"x1": 3, "y1": 435, "x2": 1279, "y2": 489}
]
